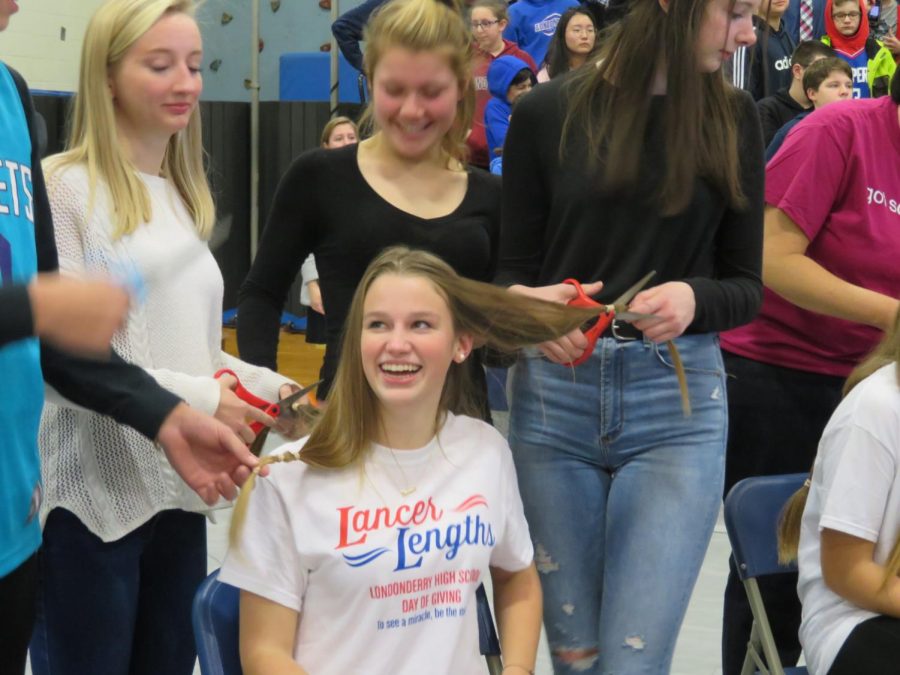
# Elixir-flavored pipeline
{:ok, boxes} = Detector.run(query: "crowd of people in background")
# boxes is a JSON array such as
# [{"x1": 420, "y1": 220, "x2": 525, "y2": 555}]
[{"x1": 1, "y1": 0, "x2": 899, "y2": 673}]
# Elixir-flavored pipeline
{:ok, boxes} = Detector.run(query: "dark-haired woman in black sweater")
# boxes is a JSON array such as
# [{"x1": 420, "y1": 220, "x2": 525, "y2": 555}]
[{"x1": 497, "y1": 0, "x2": 765, "y2": 671}]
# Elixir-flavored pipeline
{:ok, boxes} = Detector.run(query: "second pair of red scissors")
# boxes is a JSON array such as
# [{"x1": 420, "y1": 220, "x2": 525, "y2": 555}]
[{"x1": 214, "y1": 369, "x2": 322, "y2": 435}]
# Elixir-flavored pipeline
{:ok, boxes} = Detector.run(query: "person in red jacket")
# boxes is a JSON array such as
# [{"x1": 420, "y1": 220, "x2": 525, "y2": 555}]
[{"x1": 466, "y1": 0, "x2": 536, "y2": 168}]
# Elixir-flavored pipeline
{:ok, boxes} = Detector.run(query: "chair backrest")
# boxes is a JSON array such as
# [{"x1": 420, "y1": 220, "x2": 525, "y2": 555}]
[
  {"x1": 724, "y1": 473, "x2": 808, "y2": 581},
  {"x1": 192, "y1": 570, "x2": 501, "y2": 675},
  {"x1": 192, "y1": 569, "x2": 242, "y2": 675}
]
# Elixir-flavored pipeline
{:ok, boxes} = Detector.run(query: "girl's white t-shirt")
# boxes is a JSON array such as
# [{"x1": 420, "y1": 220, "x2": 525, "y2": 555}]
[
  {"x1": 221, "y1": 412, "x2": 534, "y2": 674},
  {"x1": 797, "y1": 364, "x2": 900, "y2": 674}
]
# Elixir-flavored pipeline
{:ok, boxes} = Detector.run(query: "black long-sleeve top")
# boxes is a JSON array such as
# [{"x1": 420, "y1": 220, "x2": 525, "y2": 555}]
[
  {"x1": 757, "y1": 88, "x2": 807, "y2": 147},
  {"x1": 497, "y1": 76, "x2": 765, "y2": 334},
  {"x1": 2, "y1": 65, "x2": 178, "y2": 439},
  {"x1": 237, "y1": 144, "x2": 501, "y2": 398},
  {"x1": 0, "y1": 283, "x2": 32, "y2": 347}
]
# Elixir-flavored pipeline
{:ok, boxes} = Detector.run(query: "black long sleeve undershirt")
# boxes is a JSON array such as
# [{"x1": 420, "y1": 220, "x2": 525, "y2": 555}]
[
  {"x1": 237, "y1": 145, "x2": 500, "y2": 398},
  {"x1": 498, "y1": 75, "x2": 765, "y2": 334}
]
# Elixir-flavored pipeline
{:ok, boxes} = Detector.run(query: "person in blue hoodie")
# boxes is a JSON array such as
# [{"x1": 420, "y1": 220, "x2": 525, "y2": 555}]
[
  {"x1": 485, "y1": 55, "x2": 536, "y2": 175},
  {"x1": 503, "y1": 0, "x2": 580, "y2": 66}
]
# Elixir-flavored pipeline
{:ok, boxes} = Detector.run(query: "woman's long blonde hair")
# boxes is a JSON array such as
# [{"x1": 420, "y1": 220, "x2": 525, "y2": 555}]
[
  {"x1": 231, "y1": 247, "x2": 602, "y2": 545},
  {"x1": 359, "y1": 0, "x2": 474, "y2": 167},
  {"x1": 45, "y1": 0, "x2": 214, "y2": 239},
  {"x1": 778, "y1": 309, "x2": 900, "y2": 586}
]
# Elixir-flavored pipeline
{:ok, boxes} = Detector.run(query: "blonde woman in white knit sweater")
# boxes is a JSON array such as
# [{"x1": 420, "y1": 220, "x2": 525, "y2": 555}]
[{"x1": 29, "y1": 2, "x2": 299, "y2": 674}]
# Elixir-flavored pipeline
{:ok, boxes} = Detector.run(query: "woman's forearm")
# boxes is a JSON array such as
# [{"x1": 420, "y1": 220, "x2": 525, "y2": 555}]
[
  {"x1": 830, "y1": 558, "x2": 900, "y2": 618},
  {"x1": 763, "y1": 207, "x2": 899, "y2": 331},
  {"x1": 242, "y1": 650, "x2": 308, "y2": 675},
  {"x1": 239, "y1": 591, "x2": 306, "y2": 675},
  {"x1": 822, "y1": 529, "x2": 900, "y2": 618},
  {"x1": 765, "y1": 252, "x2": 898, "y2": 330},
  {"x1": 492, "y1": 564, "x2": 543, "y2": 672}
]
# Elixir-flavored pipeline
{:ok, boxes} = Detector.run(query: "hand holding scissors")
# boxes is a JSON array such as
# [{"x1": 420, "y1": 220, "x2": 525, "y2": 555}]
[
  {"x1": 563, "y1": 271, "x2": 658, "y2": 366},
  {"x1": 627, "y1": 281, "x2": 697, "y2": 344},
  {"x1": 214, "y1": 369, "x2": 322, "y2": 454},
  {"x1": 563, "y1": 273, "x2": 692, "y2": 415},
  {"x1": 508, "y1": 280, "x2": 605, "y2": 363}
]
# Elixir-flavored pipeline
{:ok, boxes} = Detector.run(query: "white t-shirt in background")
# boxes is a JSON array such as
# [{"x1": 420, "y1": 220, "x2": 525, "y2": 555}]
[
  {"x1": 221, "y1": 412, "x2": 534, "y2": 675},
  {"x1": 798, "y1": 364, "x2": 900, "y2": 675}
]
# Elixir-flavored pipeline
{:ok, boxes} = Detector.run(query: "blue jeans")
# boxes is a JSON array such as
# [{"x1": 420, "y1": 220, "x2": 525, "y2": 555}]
[
  {"x1": 30, "y1": 508, "x2": 206, "y2": 675},
  {"x1": 509, "y1": 334, "x2": 727, "y2": 674}
]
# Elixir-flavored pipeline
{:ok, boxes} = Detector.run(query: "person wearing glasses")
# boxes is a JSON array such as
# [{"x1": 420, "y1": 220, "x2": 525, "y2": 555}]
[
  {"x1": 822, "y1": 0, "x2": 896, "y2": 96},
  {"x1": 537, "y1": 7, "x2": 598, "y2": 82},
  {"x1": 468, "y1": 0, "x2": 536, "y2": 168}
]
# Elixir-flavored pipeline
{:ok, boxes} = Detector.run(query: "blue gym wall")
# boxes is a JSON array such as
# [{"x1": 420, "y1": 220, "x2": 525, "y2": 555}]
[{"x1": 197, "y1": 0, "x2": 366, "y2": 102}]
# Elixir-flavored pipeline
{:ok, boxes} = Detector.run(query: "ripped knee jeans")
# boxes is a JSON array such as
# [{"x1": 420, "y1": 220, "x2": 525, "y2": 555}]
[{"x1": 508, "y1": 334, "x2": 727, "y2": 674}]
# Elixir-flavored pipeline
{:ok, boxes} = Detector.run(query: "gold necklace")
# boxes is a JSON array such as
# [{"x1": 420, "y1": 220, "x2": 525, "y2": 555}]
[{"x1": 377, "y1": 440, "x2": 434, "y2": 497}]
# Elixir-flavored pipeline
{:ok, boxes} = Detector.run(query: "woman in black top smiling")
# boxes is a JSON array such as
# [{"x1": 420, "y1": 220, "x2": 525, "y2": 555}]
[{"x1": 238, "y1": 0, "x2": 499, "y2": 402}]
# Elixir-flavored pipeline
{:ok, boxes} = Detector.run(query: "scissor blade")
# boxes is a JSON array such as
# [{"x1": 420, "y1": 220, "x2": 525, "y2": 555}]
[
  {"x1": 275, "y1": 379, "x2": 323, "y2": 419},
  {"x1": 615, "y1": 311, "x2": 659, "y2": 322},
  {"x1": 611, "y1": 270, "x2": 656, "y2": 307},
  {"x1": 249, "y1": 426, "x2": 271, "y2": 457}
]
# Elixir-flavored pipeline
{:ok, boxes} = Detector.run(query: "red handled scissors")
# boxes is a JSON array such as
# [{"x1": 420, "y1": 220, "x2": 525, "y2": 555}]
[
  {"x1": 214, "y1": 369, "x2": 322, "y2": 435},
  {"x1": 563, "y1": 271, "x2": 657, "y2": 366}
]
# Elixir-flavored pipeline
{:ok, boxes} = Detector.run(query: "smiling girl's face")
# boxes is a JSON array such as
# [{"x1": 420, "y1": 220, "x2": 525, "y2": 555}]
[
  {"x1": 369, "y1": 47, "x2": 462, "y2": 161},
  {"x1": 361, "y1": 273, "x2": 471, "y2": 418}
]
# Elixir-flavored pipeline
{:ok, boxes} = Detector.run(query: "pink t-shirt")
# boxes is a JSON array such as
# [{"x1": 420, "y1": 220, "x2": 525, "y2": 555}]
[{"x1": 721, "y1": 97, "x2": 900, "y2": 377}]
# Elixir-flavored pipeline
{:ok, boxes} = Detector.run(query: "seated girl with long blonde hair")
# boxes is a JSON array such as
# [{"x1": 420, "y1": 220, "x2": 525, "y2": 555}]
[
  {"x1": 223, "y1": 246, "x2": 603, "y2": 675},
  {"x1": 779, "y1": 309, "x2": 900, "y2": 675}
]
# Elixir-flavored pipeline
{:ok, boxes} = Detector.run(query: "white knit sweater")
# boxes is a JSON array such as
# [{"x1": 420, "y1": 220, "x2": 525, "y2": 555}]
[{"x1": 38, "y1": 163, "x2": 292, "y2": 542}]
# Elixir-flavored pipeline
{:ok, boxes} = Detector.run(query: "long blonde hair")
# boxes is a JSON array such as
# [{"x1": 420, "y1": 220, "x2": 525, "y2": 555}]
[
  {"x1": 44, "y1": 0, "x2": 214, "y2": 239},
  {"x1": 231, "y1": 247, "x2": 602, "y2": 545},
  {"x1": 360, "y1": 0, "x2": 474, "y2": 167},
  {"x1": 778, "y1": 309, "x2": 900, "y2": 586}
]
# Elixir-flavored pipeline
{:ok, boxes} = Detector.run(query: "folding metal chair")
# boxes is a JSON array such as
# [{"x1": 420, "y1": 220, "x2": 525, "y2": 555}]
[
  {"x1": 724, "y1": 473, "x2": 810, "y2": 675},
  {"x1": 192, "y1": 569, "x2": 503, "y2": 674}
]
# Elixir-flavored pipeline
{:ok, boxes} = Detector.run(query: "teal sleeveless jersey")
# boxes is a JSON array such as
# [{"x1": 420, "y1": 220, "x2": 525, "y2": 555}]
[{"x1": 0, "y1": 64, "x2": 44, "y2": 578}]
